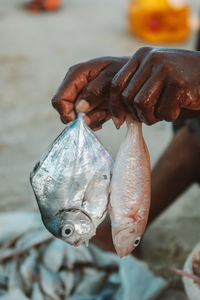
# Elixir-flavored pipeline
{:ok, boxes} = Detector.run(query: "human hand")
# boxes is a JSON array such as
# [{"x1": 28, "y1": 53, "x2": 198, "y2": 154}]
[
  {"x1": 111, "y1": 46, "x2": 200, "y2": 126},
  {"x1": 52, "y1": 57, "x2": 128, "y2": 130}
]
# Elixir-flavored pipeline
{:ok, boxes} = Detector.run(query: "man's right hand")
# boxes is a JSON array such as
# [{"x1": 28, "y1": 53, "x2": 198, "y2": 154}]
[{"x1": 52, "y1": 57, "x2": 129, "y2": 130}]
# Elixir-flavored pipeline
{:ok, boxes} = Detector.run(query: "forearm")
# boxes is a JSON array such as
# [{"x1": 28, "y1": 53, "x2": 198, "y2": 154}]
[{"x1": 149, "y1": 125, "x2": 200, "y2": 223}]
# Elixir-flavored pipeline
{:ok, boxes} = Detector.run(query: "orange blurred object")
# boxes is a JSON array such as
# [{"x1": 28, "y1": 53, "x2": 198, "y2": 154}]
[
  {"x1": 128, "y1": 0, "x2": 190, "y2": 43},
  {"x1": 42, "y1": 0, "x2": 62, "y2": 11},
  {"x1": 27, "y1": 0, "x2": 62, "y2": 12}
]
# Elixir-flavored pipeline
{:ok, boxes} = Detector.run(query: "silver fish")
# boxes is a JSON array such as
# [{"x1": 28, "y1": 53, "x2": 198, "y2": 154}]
[
  {"x1": 0, "y1": 274, "x2": 7, "y2": 290},
  {"x1": 8, "y1": 260, "x2": 23, "y2": 292},
  {"x1": 30, "y1": 114, "x2": 113, "y2": 247},
  {"x1": 19, "y1": 249, "x2": 39, "y2": 294},
  {"x1": 15, "y1": 229, "x2": 52, "y2": 252},
  {"x1": 63, "y1": 243, "x2": 93, "y2": 269},
  {"x1": 39, "y1": 265, "x2": 64, "y2": 300},
  {"x1": 59, "y1": 270, "x2": 75, "y2": 297},
  {"x1": 31, "y1": 282, "x2": 44, "y2": 300},
  {"x1": 0, "y1": 289, "x2": 29, "y2": 300},
  {"x1": 74, "y1": 267, "x2": 106, "y2": 295},
  {"x1": 0, "y1": 290, "x2": 6, "y2": 297},
  {"x1": 42, "y1": 239, "x2": 65, "y2": 273}
]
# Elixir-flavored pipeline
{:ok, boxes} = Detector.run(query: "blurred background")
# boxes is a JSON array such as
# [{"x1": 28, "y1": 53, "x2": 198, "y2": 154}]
[{"x1": 1, "y1": 0, "x2": 200, "y2": 299}]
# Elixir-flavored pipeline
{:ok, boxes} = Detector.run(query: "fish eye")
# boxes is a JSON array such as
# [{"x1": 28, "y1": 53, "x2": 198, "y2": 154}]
[
  {"x1": 61, "y1": 224, "x2": 74, "y2": 238},
  {"x1": 133, "y1": 237, "x2": 141, "y2": 247}
]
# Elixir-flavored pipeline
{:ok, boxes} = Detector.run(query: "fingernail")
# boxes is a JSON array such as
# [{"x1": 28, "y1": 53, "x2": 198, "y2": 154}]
[
  {"x1": 76, "y1": 99, "x2": 90, "y2": 112},
  {"x1": 83, "y1": 115, "x2": 90, "y2": 125},
  {"x1": 68, "y1": 111, "x2": 76, "y2": 121},
  {"x1": 112, "y1": 117, "x2": 120, "y2": 129}
]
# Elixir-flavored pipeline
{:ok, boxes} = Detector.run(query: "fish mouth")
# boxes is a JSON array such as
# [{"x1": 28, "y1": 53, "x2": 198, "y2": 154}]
[
  {"x1": 73, "y1": 239, "x2": 83, "y2": 247},
  {"x1": 57, "y1": 206, "x2": 93, "y2": 221},
  {"x1": 58, "y1": 207, "x2": 95, "y2": 240}
]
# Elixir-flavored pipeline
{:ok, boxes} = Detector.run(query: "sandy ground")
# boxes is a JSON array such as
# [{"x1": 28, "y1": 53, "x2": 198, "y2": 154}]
[{"x1": 1, "y1": 0, "x2": 200, "y2": 299}]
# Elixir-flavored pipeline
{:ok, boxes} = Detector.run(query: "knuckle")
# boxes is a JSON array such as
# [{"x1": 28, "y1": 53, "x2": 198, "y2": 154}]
[
  {"x1": 136, "y1": 46, "x2": 152, "y2": 56},
  {"x1": 149, "y1": 50, "x2": 161, "y2": 63},
  {"x1": 121, "y1": 90, "x2": 132, "y2": 104},
  {"x1": 148, "y1": 47, "x2": 171, "y2": 64},
  {"x1": 84, "y1": 89, "x2": 103, "y2": 105},
  {"x1": 111, "y1": 77, "x2": 123, "y2": 94},
  {"x1": 68, "y1": 63, "x2": 83, "y2": 74},
  {"x1": 67, "y1": 65, "x2": 77, "y2": 74},
  {"x1": 160, "y1": 62, "x2": 174, "y2": 73},
  {"x1": 149, "y1": 52, "x2": 158, "y2": 62},
  {"x1": 174, "y1": 78, "x2": 186, "y2": 89},
  {"x1": 134, "y1": 97, "x2": 146, "y2": 110},
  {"x1": 51, "y1": 96, "x2": 59, "y2": 109},
  {"x1": 167, "y1": 78, "x2": 186, "y2": 92},
  {"x1": 86, "y1": 85, "x2": 97, "y2": 98}
]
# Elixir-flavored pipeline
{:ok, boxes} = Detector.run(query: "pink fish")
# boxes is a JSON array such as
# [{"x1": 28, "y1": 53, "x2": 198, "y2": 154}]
[{"x1": 109, "y1": 116, "x2": 151, "y2": 258}]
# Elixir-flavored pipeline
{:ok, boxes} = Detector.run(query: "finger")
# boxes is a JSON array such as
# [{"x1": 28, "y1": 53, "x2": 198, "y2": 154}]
[
  {"x1": 76, "y1": 71, "x2": 111, "y2": 113},
  {"x1": 121, "y1": 62, "x2": 151, "y2": 107},
  {"x1": 84, "y1": 108, "x2": 110, "y2": 129},
  {"x1": 93, "y1": 114, "x2": 112, "y2": 128},
  {"x1": 129, "y1": 71, "x2": 165, "y2": 124},
  {"x1": 120, "y1": 63, "x2": 151, "y2": 123},
  {"x1": 110, "y1": 103, "x2": 126, "y2": 129},
  {"x1": 109, "y1": 59, "x2": 139, "y2": 127},
  {"x1": 53, "y1": 60, "x2": 112, "y2": 103},
  {"x1": 156, "y1": 82, "x2": 182, "y2": 122},
  {"x1": 58, "y1": 101, "x2": 75, "y2": 122},
  {"x1": 109, "y1": 47, "x2": 155, "y2": 122},
  {"x1": 60, "y1": 110, "x2": 76, "y2": 124},
  {"x1": 111, "y1": 46, "x2": 152, "y2": 91},
  {"x1": 110, "y1": 64, "x2": 151, "y2": 127},
  {"x1": 52, "y1": 59, "x2": 112, "y2": 120},
  {"x1": 75, "y1": 58, "x2": 128, "y2": 114},
  {"x1": 109, "y1": 59, "x2": 139, "y2": 128},
  {"x1": 109, "y1": 50, "x2": 148, "y2": 128},
  {"x1": 111, "y1": 58, "x2": 139, "y2": 90},
  {"x1": 92, "y1": 126, "x2": 103, "y2": 131}
]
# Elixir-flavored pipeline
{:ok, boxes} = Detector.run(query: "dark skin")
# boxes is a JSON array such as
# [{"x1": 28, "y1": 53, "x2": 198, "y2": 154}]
[
  {"x1": 52, "y1": 46, "x2": 200, "y2": 254},
  {"x1": 52, "y1": 46, "x2": 200, "y2": 128},
  {"x1": 52, "y1": 56, "x2": 129, "y2": 129}
]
